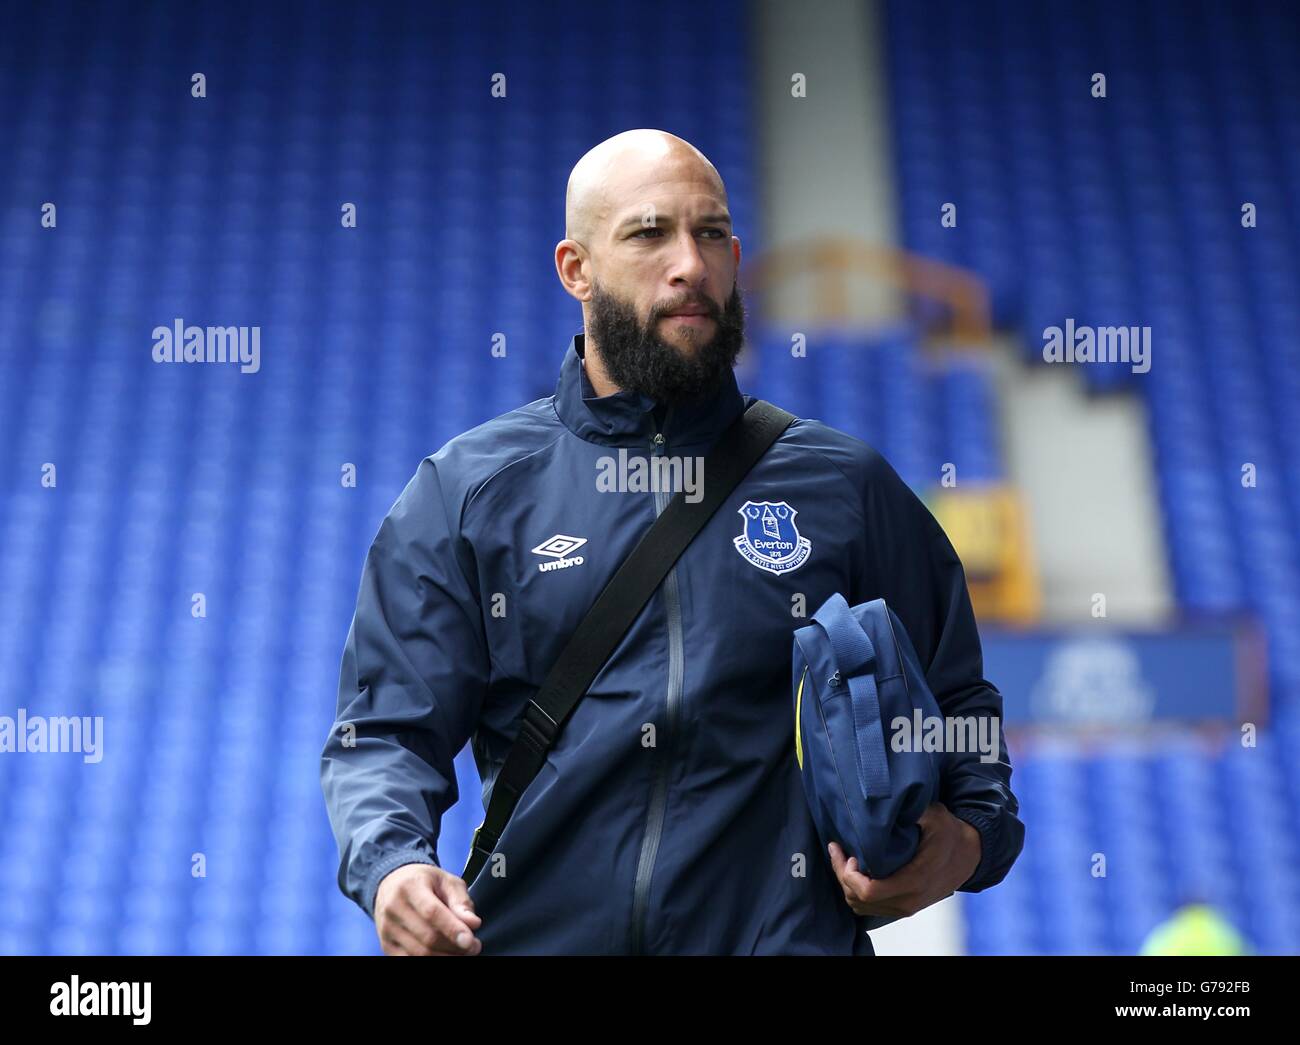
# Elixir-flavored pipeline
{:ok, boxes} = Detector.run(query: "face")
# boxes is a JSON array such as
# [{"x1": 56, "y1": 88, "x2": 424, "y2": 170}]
[
  {"x1": 602, "y1": 177, "x2": 737, "y2": 349},
  {"x1": 559, "y1": 149, "x2": 745, "y2": 403}
]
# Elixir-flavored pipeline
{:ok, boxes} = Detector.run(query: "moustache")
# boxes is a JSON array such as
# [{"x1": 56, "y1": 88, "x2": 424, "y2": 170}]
[{"x1": 654, "y1": 298, "x2": 721, "y2": 321}]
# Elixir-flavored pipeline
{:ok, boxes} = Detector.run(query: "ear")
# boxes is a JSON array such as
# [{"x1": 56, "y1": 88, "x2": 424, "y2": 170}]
[{"x1": 555, "y1": 240, "x2": 592, "y2": 302}]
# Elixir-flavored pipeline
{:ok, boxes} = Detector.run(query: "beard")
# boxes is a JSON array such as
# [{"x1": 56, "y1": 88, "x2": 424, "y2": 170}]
[{"x1": 586, "y1": 278, "x2": 746, "y2": 405}]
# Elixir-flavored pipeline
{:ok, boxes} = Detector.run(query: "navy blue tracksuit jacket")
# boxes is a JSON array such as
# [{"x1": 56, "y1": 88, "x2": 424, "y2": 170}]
[{"x1": 321, "y1": 333, "x2": 1025, "y2": 955}]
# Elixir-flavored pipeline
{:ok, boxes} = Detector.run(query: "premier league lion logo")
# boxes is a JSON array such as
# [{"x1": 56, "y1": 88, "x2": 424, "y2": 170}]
[{"x1": 733, "y1": 500, "x2": 812, "y2": 575}]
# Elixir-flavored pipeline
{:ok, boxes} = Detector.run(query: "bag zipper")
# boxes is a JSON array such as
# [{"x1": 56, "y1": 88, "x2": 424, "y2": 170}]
[{"x1": 795, "y1": 665, "x2": 808, "y2": 769}]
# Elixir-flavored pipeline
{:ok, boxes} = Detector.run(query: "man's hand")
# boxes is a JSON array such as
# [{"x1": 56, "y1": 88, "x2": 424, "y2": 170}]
[
  {"x1": 374, "y1": 863, "x2": 483, "y2": 956},
  {"x1": 827, "y1": 803, "x2": 981, "y2": 919}
]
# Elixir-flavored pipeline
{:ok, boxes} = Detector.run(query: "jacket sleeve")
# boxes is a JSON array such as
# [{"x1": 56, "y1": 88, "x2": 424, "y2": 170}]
[
  {"x1": 321, "y1": 454, "x2": 491, "y2": 919},
  {"x1": 857, "y1": 448, "x2": 1025, "y2": 892}
]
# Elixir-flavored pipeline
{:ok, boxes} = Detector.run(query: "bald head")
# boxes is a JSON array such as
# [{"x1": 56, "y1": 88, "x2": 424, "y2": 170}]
[{"x1": 564, "y1": 129, "x2": 728, "y2": 244}]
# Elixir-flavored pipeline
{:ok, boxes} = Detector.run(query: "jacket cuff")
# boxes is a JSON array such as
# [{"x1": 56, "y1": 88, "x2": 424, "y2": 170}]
[
  {"x1": 363, "y1": 848, "x2": 440, "y2": 920},
  {"x1": 949, "y1": 806, "x2": 999, "y2": 892}
]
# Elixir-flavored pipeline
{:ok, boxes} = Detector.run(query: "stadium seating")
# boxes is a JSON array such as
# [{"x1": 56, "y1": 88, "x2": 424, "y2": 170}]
[
  {"x1": 883, "y1": 0, "x2": 1300, "y2": 953},
  {"x1": 0, "y1": 0, "x2": 759, "y2": 955}
]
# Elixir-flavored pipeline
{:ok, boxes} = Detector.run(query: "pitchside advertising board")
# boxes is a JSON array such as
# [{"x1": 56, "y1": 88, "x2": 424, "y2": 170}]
[
  {"x1": 981, "y1": 619, "x2": 1268, "y2": 727},
  {"x1": 928, "y1": 485, "x2": 1267, "y2": 728}
]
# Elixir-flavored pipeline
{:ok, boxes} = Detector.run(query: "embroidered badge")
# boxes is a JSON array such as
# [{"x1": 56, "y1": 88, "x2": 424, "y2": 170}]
[{"x1": 733, "y1": 501, "x2": 812, "y2": 575}]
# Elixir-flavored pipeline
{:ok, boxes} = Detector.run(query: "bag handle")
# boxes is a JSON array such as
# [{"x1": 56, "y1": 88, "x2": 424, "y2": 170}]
[
  {"x1": 812, "y1": 593, "x2": 892, "y2": 799},
  {"x1": 462, "y1": 398, "x2": 797, "y2": 885}
]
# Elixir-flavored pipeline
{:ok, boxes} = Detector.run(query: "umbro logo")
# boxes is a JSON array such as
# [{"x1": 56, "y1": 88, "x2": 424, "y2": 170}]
[{"x1": 532, "y1": 534, "x2": 587, "y2": 573}]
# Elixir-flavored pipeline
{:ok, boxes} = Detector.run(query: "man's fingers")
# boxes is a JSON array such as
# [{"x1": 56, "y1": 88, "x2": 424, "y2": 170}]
[
  {"x1": 373, "y1": 865, "x2": 485, "y2": 956},
  {"x1": 388, "y1": 897, "x2": 482, "y2": 955},
  {"x1": 434, "y1": 870, "x2": 483, "y2": 929},
  {"x1": 831, "y1": 847, "x2": 872, "y2": 892},
  {"x1": 381, "y1": 921, "x2": 430, "y2": 957},
  {"x1": 387, "y1": 901, "x2": 442, "y2": 952},
  {"x1": 432, "y1": 933, "x2": 483, "y2": 956},
  {"x1": 404, "y1": 888, "x2": 478, "y2": 953},
  {"x1": 828, "y1": 844, "x2": 865, "y2": 881},
  {"x1": 829, "y1": 842, "x2": 921, "y2": 915}
]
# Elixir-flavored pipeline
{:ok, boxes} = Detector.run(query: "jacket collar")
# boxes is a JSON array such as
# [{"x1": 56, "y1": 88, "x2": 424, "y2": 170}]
[{"x1": 552, "y1": 332, "x2": 748, "y2": 449}]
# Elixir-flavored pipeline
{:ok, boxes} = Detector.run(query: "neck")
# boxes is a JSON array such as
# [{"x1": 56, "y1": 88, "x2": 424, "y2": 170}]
[{"x1": 579, "y1": 335, "x2": 622, "y2": 397}]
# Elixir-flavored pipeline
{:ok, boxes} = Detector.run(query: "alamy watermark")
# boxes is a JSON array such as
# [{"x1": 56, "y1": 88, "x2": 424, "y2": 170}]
[
  {"x1": 152, "y1": 318, "x2": 261, "y2": 373},
  {"x1": 596, "y1": 450, "x2": 704, "y2": 503},
  {"x1": 50, "y1": 976, "x2": 150, "y2": 1024},
  {"x1": 890, "y1": 710, "x2": 1001, "y2": 764},
  {"x1": 1042, "y1": 318, "x2": 1150, "y2": 373},
  {"x1": 0, "y1": 708, "x2": 103, "y2": 763}
]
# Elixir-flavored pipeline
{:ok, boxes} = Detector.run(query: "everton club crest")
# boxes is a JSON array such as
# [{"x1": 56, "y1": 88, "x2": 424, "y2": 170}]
[{"x1": 733, "y1": 500, "x2": 812, "y2": 575}]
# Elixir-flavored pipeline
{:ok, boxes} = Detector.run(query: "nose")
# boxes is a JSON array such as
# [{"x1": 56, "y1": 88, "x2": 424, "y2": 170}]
[{"x1": 666, "y1": 229, "x2": 709, "y2": 290}]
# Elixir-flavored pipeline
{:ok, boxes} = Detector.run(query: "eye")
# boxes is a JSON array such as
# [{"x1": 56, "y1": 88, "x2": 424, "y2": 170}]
[
  {"x1": 699, "y1": 228, "x2": 727, "y2": 239},
  {"x1": 632, "y1": 227, "x2": 663, "y2": 239}
]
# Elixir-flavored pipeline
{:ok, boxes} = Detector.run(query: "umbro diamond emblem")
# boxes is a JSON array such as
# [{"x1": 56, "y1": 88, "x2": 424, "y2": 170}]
[{"x1": 532, "y1": 533, "x2": 588, "y2": 573}]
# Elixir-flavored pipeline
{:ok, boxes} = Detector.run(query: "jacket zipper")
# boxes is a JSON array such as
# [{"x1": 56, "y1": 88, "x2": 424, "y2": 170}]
[{"x1": 629, "y1": 427, "x2": 684, "y2": 954}]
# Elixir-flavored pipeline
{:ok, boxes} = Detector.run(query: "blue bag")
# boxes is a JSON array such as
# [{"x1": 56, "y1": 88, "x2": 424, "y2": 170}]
[{"x1": 792, "y1": 592, "x2": 944, "y2": 894}]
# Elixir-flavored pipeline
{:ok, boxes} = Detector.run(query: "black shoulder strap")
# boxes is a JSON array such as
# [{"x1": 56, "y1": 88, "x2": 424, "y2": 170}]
[{"x1": 462, "y1": 398, "x2": 797, "y2": 885}]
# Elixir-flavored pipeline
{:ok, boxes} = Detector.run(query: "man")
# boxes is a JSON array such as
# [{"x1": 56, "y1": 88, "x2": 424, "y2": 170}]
[{"x1": 321, "y1": 129, "x2": 1024, "y2": 956}]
